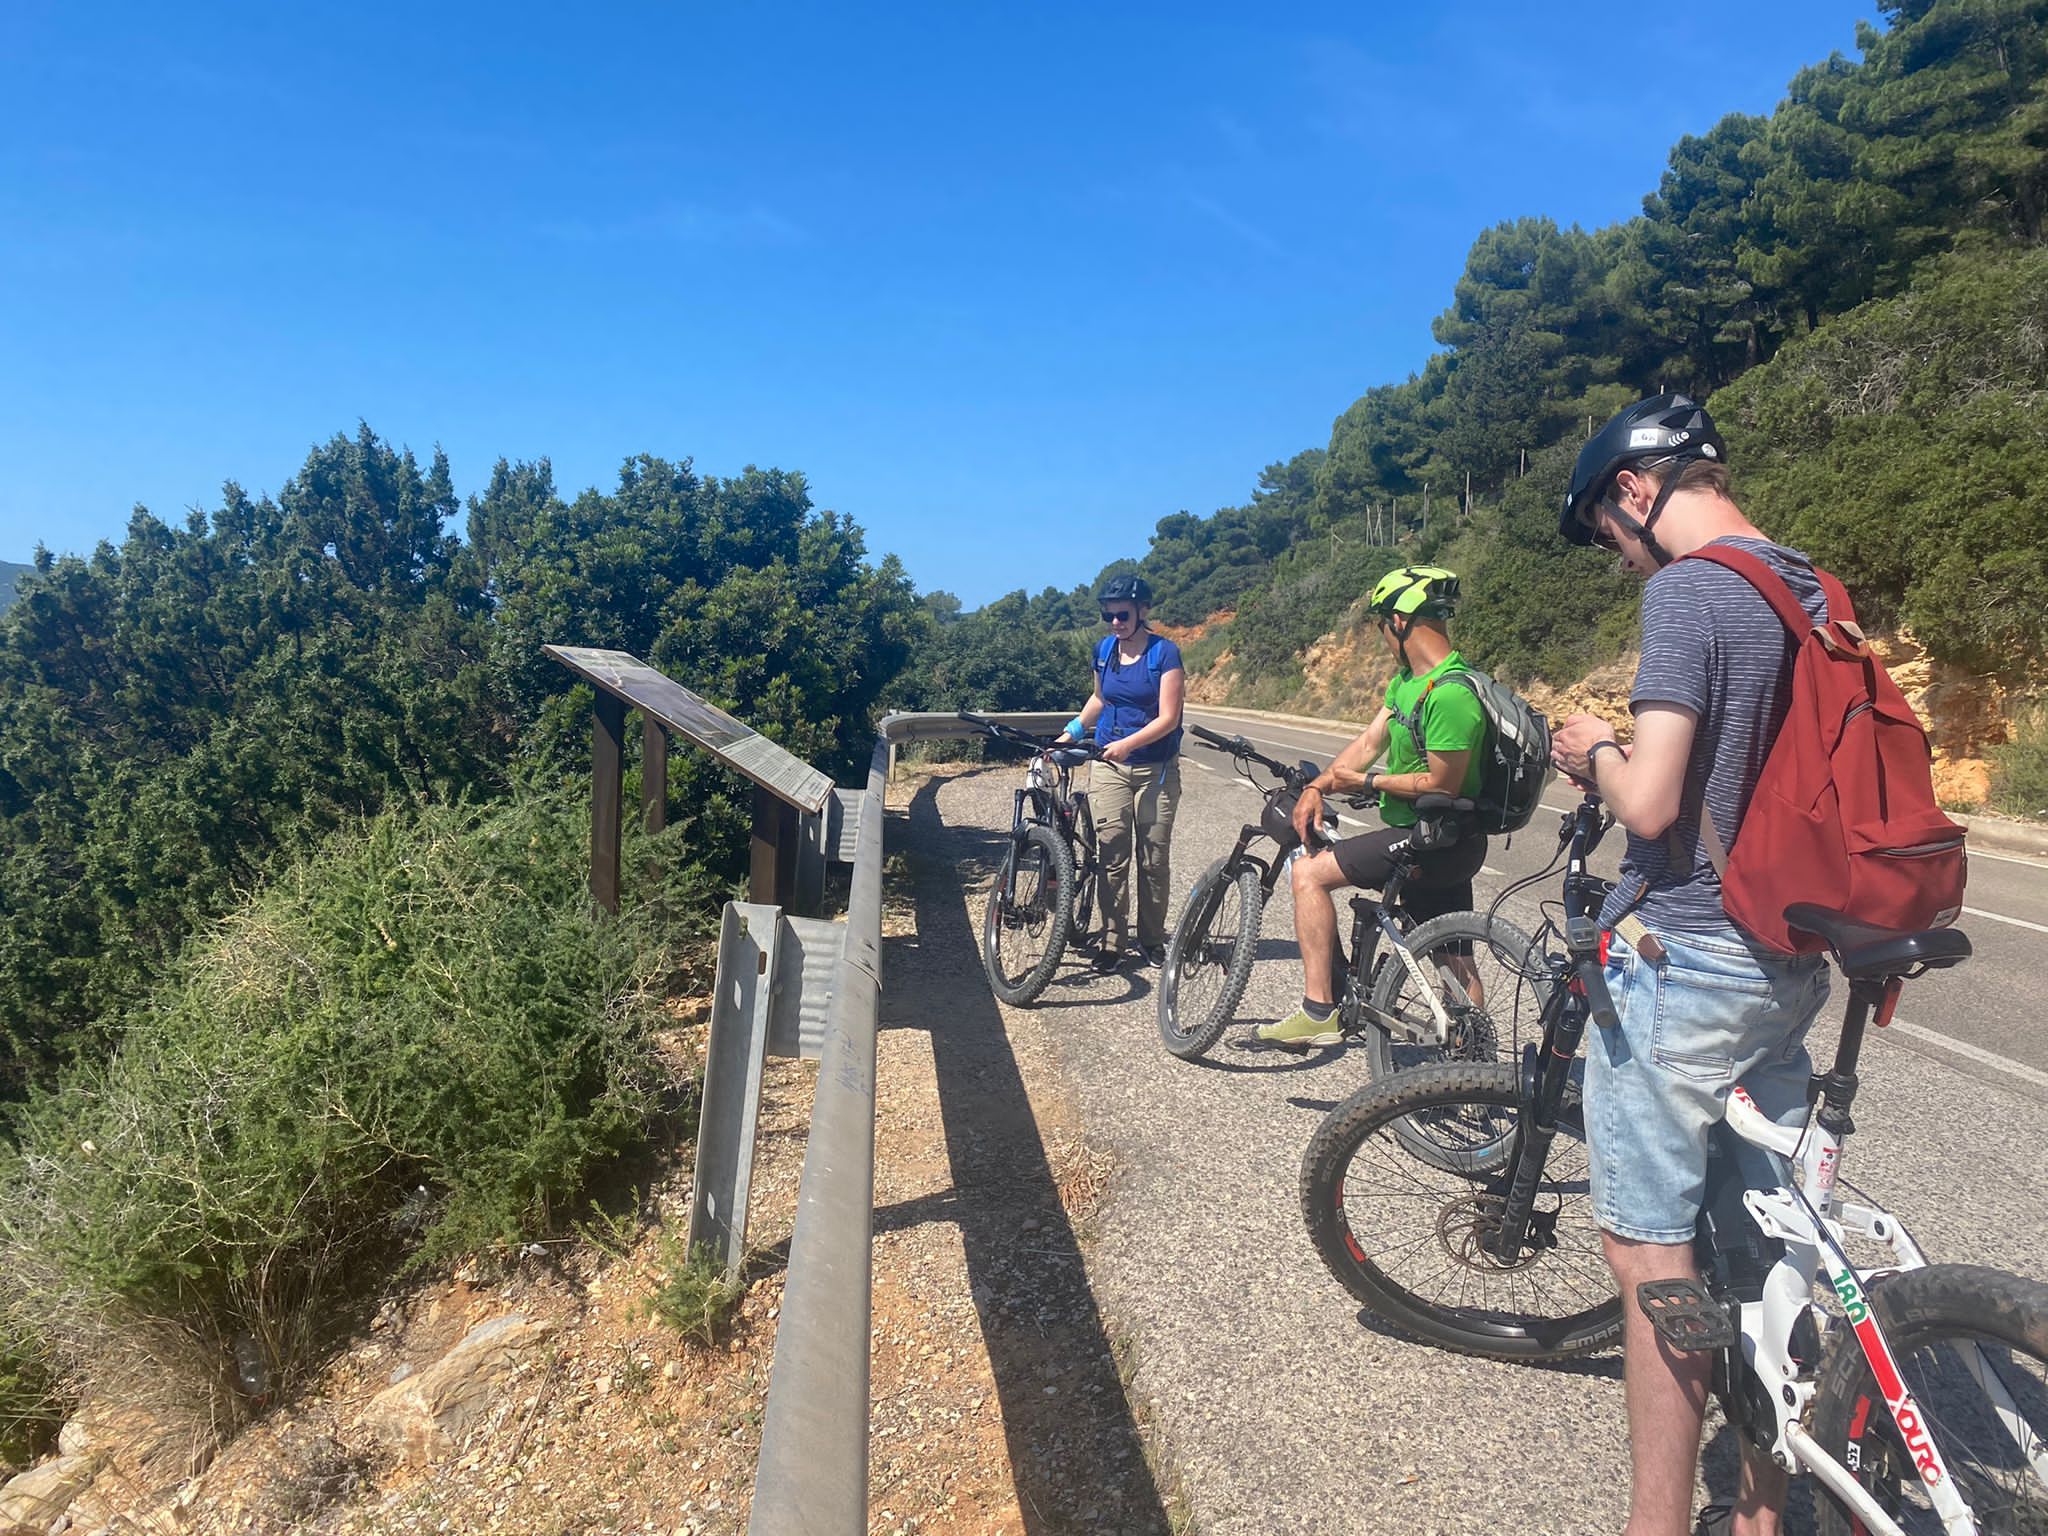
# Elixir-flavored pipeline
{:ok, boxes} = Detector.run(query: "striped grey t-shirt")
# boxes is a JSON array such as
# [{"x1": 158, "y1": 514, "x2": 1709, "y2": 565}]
[{"x1": 1601, "y1": 536, "x2": 1829, "y2": 933}]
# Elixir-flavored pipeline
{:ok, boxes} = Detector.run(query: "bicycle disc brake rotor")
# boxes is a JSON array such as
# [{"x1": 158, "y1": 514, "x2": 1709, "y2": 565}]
[
  {"x1": 1443, "y1": 1006, "x2": 1500, "y2": 1063},
  {"x1": 1434, "y1": 1191, "x2": 1546, "y2": 1273}
]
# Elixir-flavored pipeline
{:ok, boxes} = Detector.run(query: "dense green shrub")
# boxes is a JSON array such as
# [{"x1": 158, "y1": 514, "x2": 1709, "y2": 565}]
[
  {"x1": 1989, "y1": 708, "x2": 2048, "y2": 821},
  {"x1": 890, "y1": 590, "x2": 1092, "y2": 714},
  {"x1": 0, "y1": 789, "x2": 704, "y2": 1393},
  {"x1": 1718, "y1": 245, "x2": 2048, "y2": 669}
]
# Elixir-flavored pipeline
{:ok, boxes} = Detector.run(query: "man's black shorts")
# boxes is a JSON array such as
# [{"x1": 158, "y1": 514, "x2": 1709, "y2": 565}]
[{"x1": 1327, "y1": 822, "x2": 1488, "y2": 925}]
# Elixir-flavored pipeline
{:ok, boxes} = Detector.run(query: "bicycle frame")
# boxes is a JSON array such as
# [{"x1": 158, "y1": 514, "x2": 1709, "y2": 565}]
[
  {"x1": 1003, "y1": 748, "x2": 1105, "y2": 945},
  {"x1": 1714, "y1": 1020, "x2": 2045, "y2": 1535}
]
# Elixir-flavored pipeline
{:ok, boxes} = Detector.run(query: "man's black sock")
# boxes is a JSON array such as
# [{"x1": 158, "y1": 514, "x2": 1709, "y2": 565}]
[{"x1": 1301, "y1": 996, "x2": 1336, "y2": 1022}]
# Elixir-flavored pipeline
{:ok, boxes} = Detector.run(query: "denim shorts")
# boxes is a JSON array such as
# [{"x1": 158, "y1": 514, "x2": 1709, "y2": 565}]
[{"x1": 1587, "y1": 922, "x2": 1830, "y2": 1244}]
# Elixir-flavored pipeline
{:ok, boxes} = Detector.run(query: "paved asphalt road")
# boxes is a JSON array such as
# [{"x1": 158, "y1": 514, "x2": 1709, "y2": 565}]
[
  {"x1": 916, "y1": 718, "x2": 2048, "y2": 1536},
  {"x1": 1185, "y1": 707, "x2": 2048, "y2": 1091}
]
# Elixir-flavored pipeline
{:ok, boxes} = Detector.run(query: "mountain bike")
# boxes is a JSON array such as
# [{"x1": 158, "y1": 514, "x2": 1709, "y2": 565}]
[
  {"x1": 963, "y1": 712, "x2": 1110, "y2": 1006},
  {"x1": 1157, "y1": 723, "x2": 1536, "y2": 1089},
  {"x1": 1300, "y1": 791, "x2": 2048, "y2": 1534}
]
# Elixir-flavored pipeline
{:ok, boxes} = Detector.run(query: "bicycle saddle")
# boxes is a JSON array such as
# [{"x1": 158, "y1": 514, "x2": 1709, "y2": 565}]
[
  {"x1": 1782, "y1": 903, "x2": 1972, "y2": 980},
  {"x1": 1049, "y1": 747, "x2": 1093, "y2": 768}
]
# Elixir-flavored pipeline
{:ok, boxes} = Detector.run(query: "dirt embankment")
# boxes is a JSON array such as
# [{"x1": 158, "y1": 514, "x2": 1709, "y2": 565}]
[{"x1": 1193, "y1": 607, "x2": 2029, "y2": 809}]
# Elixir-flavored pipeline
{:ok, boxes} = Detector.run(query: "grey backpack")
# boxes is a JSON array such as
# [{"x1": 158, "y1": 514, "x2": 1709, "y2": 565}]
[{"x1": 1390, "y1": 668, "x2": 1555, "y2": 835}]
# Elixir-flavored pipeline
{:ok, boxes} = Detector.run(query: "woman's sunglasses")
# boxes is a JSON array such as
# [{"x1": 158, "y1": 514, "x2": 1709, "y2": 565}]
[{"x1": 1100, "y1": 609, "x2": 1135, "y2": 625}]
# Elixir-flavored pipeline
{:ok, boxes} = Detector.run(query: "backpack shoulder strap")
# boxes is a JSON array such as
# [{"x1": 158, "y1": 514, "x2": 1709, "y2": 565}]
[
  {"x1": 1666, "y1": 547, "x2": 1844, "y2": 880},
  {"x1": 1393, "y1": 673, "x2": 1455, "y2": 757},
  {"x1": 1681, "y1": 545, "x2": 1824, "y2": 636},
  {"x1": 1094, "y1": 634, "x2": 1115, "y2": 679},
  {"x1": 1144, "y1": 634, "x2": 1167, "y2": 688}
]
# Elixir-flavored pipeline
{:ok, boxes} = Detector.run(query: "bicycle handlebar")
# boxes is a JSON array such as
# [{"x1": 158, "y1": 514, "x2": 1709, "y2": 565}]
[
  {"x1": 957, "y1": 711, "x2": 1105, "y2": 760},
  {"x1": 1187, "y1": 721, "x2": 1316, "y2": 787}
]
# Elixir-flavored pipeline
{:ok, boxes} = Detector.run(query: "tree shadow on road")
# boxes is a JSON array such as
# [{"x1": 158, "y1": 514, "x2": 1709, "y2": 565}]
[{"x1": 879, "y1": 778, "x2": 1178, "y2": 1536}]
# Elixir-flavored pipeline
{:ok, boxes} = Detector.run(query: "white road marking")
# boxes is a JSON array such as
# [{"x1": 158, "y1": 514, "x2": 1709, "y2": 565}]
[
  {"x1": 1185, "y1": 756, "x2": 1217, "y2": 773},
  {"x1": 1962, "y1": 904, "x2": 2048, "y2": 935},
  {"x1": 1970, "y1": 846, "x2": 2048, "y2": 871},
  {"x1": 1886, "y1": 1018, "x2": 2048, "y2": 1092}
]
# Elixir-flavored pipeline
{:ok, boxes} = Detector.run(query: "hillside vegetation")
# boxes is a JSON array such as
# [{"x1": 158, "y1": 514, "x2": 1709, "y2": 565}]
[
  {"x1": 1028, "y1": 0, "x2": 2048, "y2": 725},
  {"x1": 0, "y1": 561, "x2": 26, "y2": 612}
]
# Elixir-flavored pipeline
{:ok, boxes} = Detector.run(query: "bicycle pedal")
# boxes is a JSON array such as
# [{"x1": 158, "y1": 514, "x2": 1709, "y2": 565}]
[{"x1": 1636, "y1": 1280, "x2": 1737, "y2": 1351}]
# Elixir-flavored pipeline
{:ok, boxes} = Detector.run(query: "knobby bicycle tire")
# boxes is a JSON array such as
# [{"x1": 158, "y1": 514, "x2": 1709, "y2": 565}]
[
  {"x1": 1809, "y1": 1263, "x2": 2048, "y2": 1535},
  {"x1": 1157, "y1": 859, "x2": 1262, "y2": 1060},
  {"x1": 1300, "y1": 1061, "x2": 1622, "y2": 1362},
  {"x1": 982, "y1": 822, "x2": 1074, "y2": 1006},
  {"x1": 1364, "y1": 910, "x2": 1541, "y2": 1082}
]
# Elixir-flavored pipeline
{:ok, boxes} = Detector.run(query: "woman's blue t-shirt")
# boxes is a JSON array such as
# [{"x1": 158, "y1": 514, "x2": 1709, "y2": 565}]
[{"x1": 1094, "y1": 632, "x2": 1184, "y2": 766}]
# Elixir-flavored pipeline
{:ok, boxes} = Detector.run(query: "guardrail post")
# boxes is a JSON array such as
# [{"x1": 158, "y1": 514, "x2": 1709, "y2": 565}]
[{"x1": 690, "y1": 902, "x2": 781, "y2": 1273}]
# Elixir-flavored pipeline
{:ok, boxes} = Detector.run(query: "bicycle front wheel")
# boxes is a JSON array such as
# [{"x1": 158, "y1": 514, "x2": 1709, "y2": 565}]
[
  {"x1": 982, "y1": 822, "x2": 1074, "y2": 1006},
  {"x1": 1365, "y1": 910, "x2": 1542, "y2": 1081},
  {"x1": 1809, "y1": 1263, "x2": 2048, "y2": 1536},
  {"x1": 1157, "y1": 859, "x2": 1262, "y2": 1059},
  {"x1": 1299, "y1": 1061, "x2": 1621, "y2": 1362}
]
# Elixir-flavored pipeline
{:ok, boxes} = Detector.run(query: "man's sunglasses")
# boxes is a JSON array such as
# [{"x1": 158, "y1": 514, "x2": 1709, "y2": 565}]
[
  {"x1": 1580, "y1": 501, "x2": 1622, "y2": 552},
  {"x1": 1100, "y1": 609, "x2": 1135, "y2": 624}
]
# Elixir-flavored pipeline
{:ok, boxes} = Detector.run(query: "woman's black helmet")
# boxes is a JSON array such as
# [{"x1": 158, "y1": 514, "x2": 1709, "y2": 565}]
[
  {"x1": 1561, "y1": 394, "x2": 1726, "y2": 546},
  {"x1": 1098, "y1": 574, "x2": 1153, "y2": 605}
]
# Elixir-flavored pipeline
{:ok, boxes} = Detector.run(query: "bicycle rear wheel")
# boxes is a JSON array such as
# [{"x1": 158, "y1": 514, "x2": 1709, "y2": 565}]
[
  {"x1": 1299, "y1": 1061, "x2": 1621, "y2": 1362},
  {"x1": 1157, "y1": 859, "x2": 1262, "y2": 1059},
  {"x1": 1365, "y1": 910, "x2": 1542, "y2": 1080},
  {"x1": 982, "y1": 823, "x2": 1073, "y2": 1006},
  {"x1": 1810, "y1": 1263, "x2": 2048, "y2": 1536}
]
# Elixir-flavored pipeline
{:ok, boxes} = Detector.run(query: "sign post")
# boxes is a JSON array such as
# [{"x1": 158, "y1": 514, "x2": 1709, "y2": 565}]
[{"x1": 543, "y1": 646, "x2": 834, "y2": 917}]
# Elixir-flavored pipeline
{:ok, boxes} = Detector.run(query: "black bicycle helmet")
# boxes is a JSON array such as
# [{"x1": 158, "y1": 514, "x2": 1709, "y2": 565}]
[
  {"x1": 1561, "y1": 393, "x2": 1726, "y2": 547},
  {"x1": 1098, "y1": 574, "x2": 1154, "y2": 605}
]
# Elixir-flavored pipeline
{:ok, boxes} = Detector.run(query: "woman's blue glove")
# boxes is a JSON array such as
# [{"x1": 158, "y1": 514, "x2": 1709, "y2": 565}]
[{"x1": 1062, "y1": 717, "x2": 1086, "y2": 740}]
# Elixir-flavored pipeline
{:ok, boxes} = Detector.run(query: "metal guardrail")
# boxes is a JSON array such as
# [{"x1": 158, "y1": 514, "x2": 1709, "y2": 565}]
[{"x1": 746, "y1": 710, "x2": 1068, "y2": 1536}]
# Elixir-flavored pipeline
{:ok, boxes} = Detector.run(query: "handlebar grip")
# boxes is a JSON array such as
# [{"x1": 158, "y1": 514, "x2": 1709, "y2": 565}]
[
  {"x1": 1189, "y1": 723, "x2": 1235, "y2": 747},
  {"x1": 1575, "y1": 958, "x2": 1620, "y2": 1031}
]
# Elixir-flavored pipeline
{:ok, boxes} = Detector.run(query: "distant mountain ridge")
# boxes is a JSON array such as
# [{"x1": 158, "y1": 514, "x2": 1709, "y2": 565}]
[{"x1": 0, "y1": 560, "x2": 28, "y2": 612}]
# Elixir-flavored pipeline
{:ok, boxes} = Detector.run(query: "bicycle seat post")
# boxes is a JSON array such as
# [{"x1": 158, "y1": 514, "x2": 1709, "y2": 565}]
[{"x1": 1814, "y1": 983, "x2": 1876, "y2": 1139}]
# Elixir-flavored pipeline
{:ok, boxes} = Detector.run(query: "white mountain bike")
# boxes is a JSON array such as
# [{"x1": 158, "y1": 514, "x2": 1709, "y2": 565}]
[{"x1": 1302, "y1": 792, "x2": 2048, "y2": 1533}]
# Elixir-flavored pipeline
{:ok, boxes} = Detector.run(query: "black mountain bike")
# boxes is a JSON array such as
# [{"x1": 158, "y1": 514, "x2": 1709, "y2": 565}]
[
  {"x1": 1300, "y1": 793, "x2": 2048, "y2": 1534},
  {"x1": 1157, "y1": 723, "x2": 1536, "y2": 1085},
  {"x1": 964, "y1": 712, "x2": 1110, "y2": 1005}
]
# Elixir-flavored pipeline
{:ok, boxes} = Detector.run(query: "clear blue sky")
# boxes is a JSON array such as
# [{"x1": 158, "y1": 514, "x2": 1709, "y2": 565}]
[{"x1": 2, "y1": 1, "x2": 1873, "y2": 606}]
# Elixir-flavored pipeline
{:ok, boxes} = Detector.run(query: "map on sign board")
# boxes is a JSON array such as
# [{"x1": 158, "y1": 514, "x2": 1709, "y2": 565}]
[{"x1": 543, "y1": 646, "x2": 834, "y2": 814}]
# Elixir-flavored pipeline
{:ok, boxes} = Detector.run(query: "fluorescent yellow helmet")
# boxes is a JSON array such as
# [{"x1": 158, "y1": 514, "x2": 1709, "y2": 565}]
[{"x1": 1367, "y1": 565, "x2": 1460, "y2": 620}]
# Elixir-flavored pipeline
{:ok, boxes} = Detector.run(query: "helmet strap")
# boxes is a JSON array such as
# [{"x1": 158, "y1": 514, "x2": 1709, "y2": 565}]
[
  {"x1": 1389, "y1": 614, "x2": 1415, "y2": 673},
  {"x1": 1612, "y1": 463, "x2": 1690, "y2": 569}
]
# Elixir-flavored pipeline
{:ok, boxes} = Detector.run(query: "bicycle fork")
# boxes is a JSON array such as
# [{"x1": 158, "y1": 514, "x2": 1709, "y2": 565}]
[{"x1": 1485, "y1": 925, "x2": 1608, "y2": 1264}]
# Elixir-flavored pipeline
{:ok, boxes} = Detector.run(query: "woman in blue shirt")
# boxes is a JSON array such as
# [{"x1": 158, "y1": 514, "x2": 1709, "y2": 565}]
[{"x1": 1065, "y1": 575, "x2": 1185, "y2": 970}]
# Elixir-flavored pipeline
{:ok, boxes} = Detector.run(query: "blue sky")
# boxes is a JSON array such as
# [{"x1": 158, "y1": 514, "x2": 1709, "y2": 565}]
[{"x1": 2, "y1": 1, "x2": 1875, "y2": 605}]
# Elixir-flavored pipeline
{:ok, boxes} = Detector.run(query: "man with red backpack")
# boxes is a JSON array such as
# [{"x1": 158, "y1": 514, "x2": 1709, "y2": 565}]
[{"x1": 1551, "y1": 395, "x2": 1840, "y2": 1536}]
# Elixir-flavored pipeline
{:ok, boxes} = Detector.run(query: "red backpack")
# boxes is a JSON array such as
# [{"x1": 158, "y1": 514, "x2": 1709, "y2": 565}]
[{"x1": 1681, "y1": 546, "x2": 1968, "y2": 956}]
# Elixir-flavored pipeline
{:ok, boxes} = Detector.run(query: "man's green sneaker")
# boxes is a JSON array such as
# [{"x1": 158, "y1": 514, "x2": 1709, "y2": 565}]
[{"x1": 1255, "y1": 1007, "x2": 1343, "y2": 1049}]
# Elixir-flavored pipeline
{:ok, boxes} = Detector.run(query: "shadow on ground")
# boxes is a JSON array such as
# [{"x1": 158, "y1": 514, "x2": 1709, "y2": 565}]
[{"x1": 875, "y1": 777, "x2": 1177, "y2": 1535}]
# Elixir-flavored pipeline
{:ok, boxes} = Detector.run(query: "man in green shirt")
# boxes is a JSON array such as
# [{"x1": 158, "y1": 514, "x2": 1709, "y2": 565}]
[{"x1": 1257, "y1": 565, "x2": 1489, "y2": 1047}]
